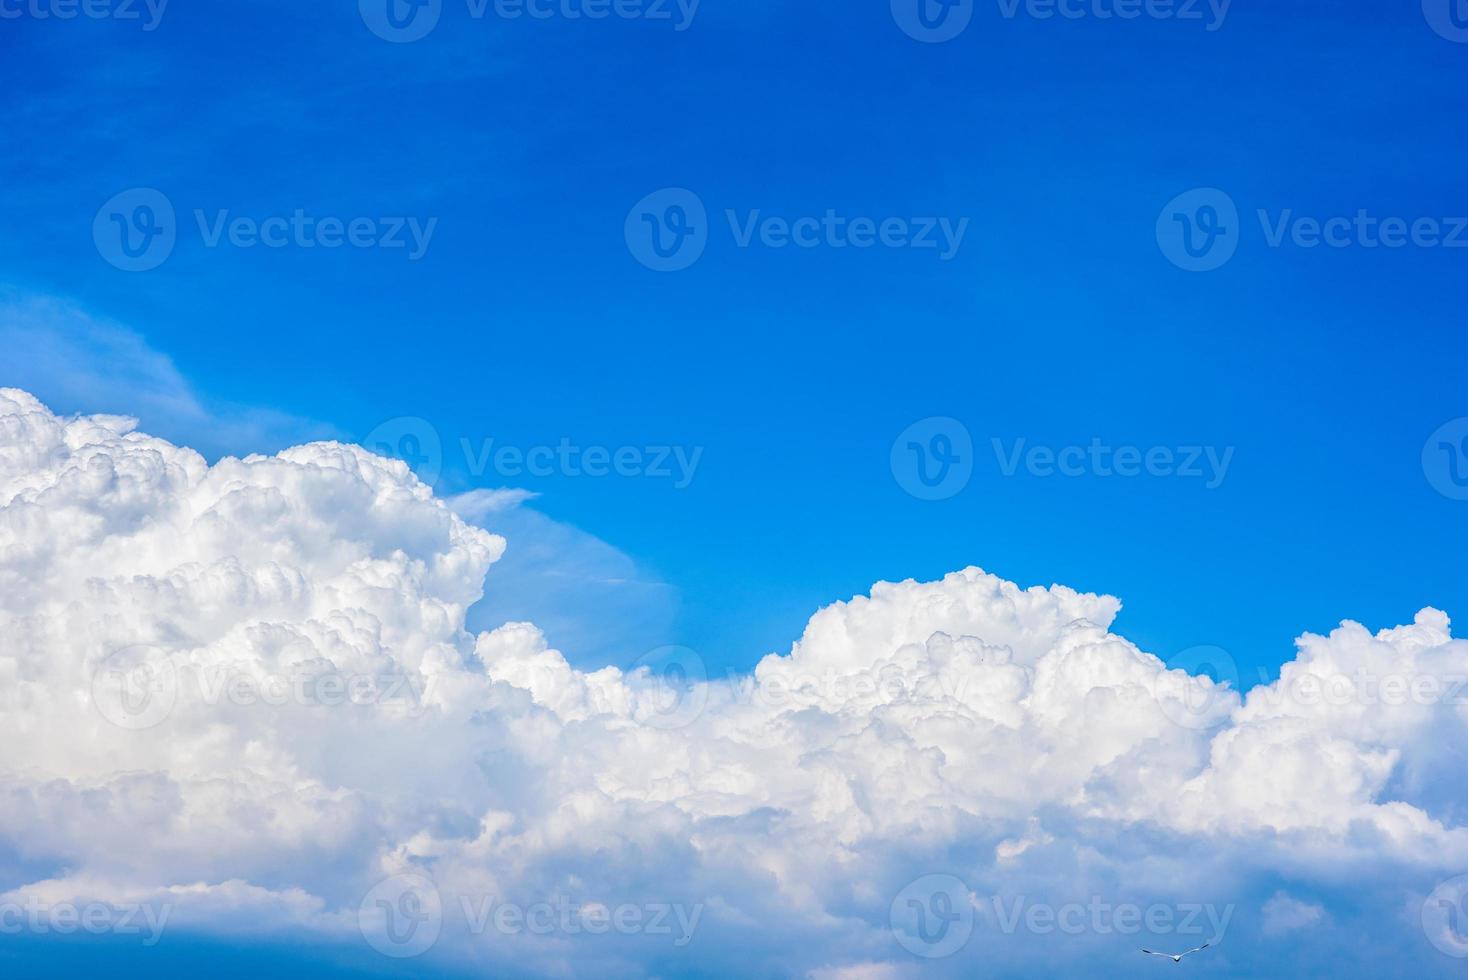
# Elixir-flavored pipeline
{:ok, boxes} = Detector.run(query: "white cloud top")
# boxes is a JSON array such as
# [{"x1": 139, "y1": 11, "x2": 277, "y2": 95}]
[{"x1": 1, "y1": 388, "x2": 1465, "y2": 977}]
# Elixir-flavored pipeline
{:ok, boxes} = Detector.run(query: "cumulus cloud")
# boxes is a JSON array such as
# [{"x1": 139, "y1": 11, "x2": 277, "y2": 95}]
[{"x1": 1, "y1": 388, "x2": 1466, "y2": 977}]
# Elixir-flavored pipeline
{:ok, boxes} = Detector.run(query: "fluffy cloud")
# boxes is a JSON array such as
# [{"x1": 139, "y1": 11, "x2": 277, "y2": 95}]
[{"x1": 1, "y1": 388, "x2": 1466, "y2": 977}]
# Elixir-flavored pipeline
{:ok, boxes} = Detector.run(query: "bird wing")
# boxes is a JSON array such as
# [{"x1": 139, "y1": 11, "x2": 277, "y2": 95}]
[
  {"x1": 1182, "y1": 943, "x2": 1211, "y2": 956},
  {"x1": 1140, "y1": 949, "x2": 1169, "y2": 957}
]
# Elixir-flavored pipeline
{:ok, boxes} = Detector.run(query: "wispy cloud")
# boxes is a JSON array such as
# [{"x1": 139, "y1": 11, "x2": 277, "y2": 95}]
[{"x1": 0, "y1": 287, "x2": 336, "y2": 457}]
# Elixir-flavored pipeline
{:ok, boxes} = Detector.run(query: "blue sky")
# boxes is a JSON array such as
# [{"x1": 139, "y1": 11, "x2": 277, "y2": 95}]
[
  {"x1": 4, "y1": 2, "x2": 1468, "y2": 977},
  {"x1": 4, "y1": 0, "x2": 1467, "y2": 683}
]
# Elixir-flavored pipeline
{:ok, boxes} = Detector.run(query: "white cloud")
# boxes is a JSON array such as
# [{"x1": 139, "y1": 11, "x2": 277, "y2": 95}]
[
  {"x1": 1261, "y1": 892, "x2": 1326, "y2": 935},
  {"x1": 807, "y1": 963, "x2": 912, "y2": 980},
  {"x1": 1, "y1": 388, "x2": 1466, "y2": 977}
]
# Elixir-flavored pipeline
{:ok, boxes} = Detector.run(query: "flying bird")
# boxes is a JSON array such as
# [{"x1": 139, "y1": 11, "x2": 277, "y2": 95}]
[{"x1": 1141, "y1": 942, "x2": 1210, "y2": 963}]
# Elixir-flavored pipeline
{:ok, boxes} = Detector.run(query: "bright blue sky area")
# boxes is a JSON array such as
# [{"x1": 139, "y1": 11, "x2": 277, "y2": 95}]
[{"x1": 3, "y1": 0, "x2": 1466, "y2": 694}]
